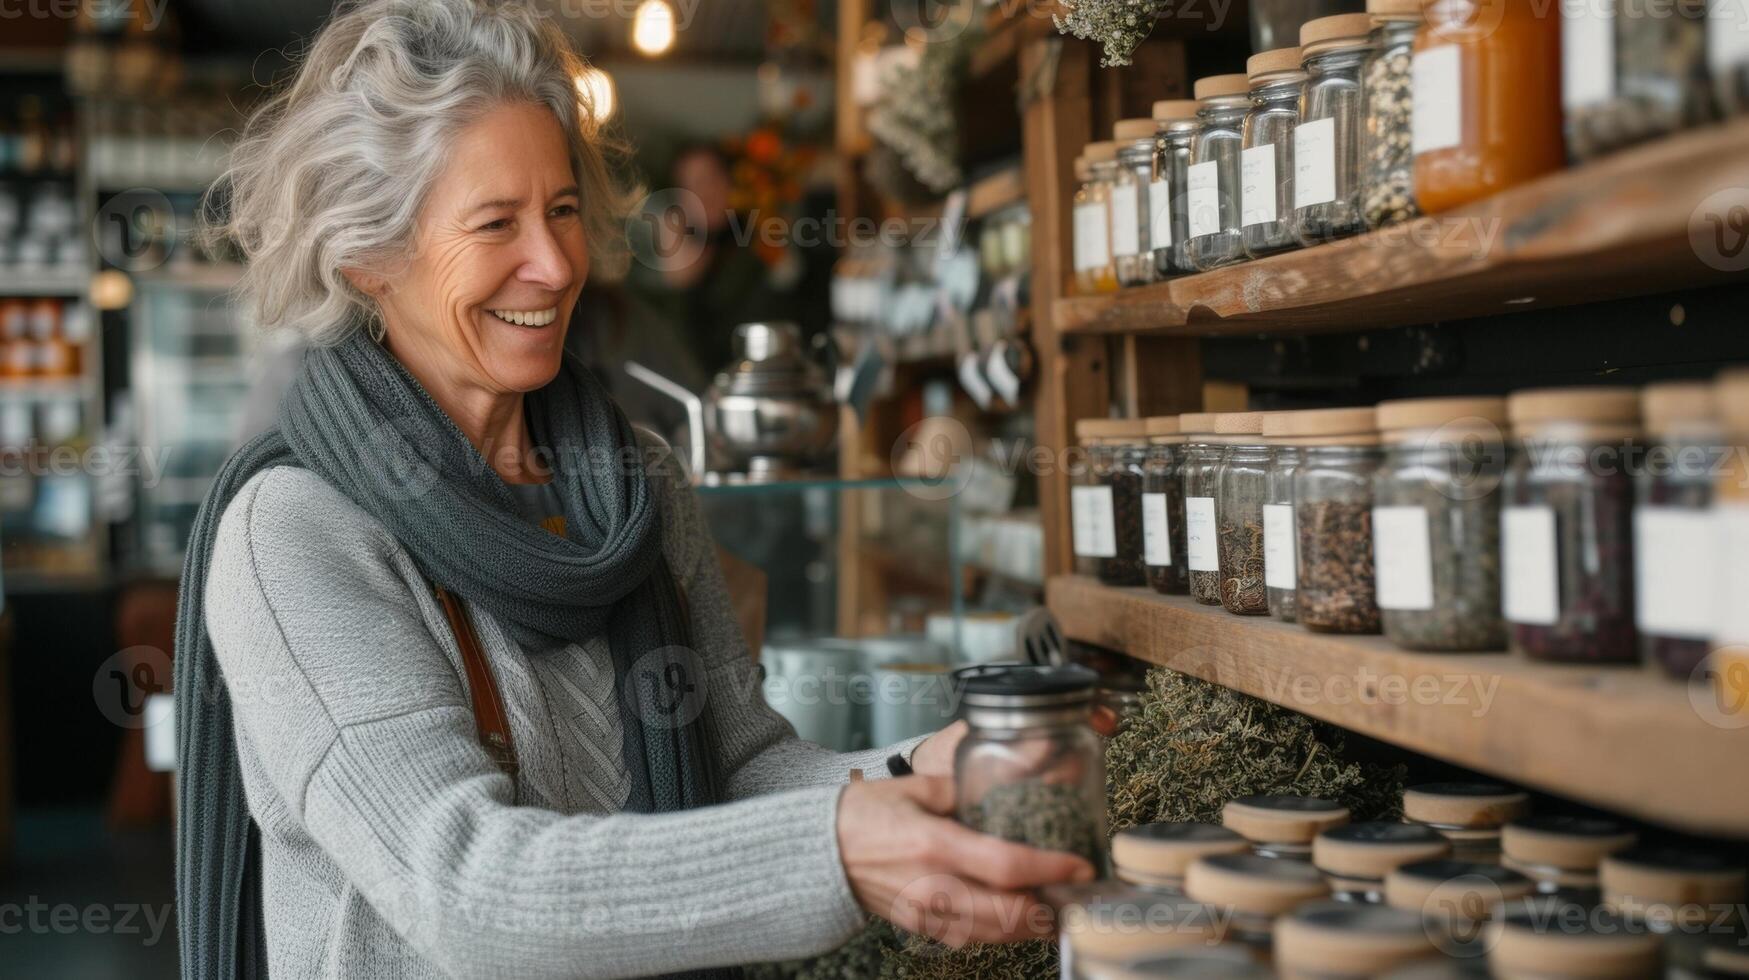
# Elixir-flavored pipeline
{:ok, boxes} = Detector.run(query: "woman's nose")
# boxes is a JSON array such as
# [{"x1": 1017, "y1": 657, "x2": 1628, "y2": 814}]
[{"x1": 516, "y1": 223, "x2": 574, "y2": 291}]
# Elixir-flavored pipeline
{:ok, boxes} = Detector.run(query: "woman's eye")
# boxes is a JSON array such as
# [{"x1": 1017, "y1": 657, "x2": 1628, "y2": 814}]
[
  {"x1": 479, "y1": 218, "x2": 512, "y2": 232},
  {"x1": 549, "y1": 204, "x2": 579, "y2": 218}
]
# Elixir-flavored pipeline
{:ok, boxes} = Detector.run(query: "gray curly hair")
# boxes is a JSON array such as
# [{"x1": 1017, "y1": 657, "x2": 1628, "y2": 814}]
[{"x1": 205, "y1": 0, "x2": 631, "y2": 344}]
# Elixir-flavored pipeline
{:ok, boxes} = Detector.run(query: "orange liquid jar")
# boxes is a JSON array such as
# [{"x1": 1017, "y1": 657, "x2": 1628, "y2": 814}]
[{"x1": 1411, "y1": 0, "x2": 1564, "y2": 214}]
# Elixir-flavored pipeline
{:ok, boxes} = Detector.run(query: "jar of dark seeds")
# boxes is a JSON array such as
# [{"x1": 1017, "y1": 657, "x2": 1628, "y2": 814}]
[
  {"x1": 1142, "y1": 416, "x2": 1189, "y2": 595},
  {"x1": 1634, "y1": 383, "x2": 1724, "y2": 680},
  {"x1": 1373, "y1": 397, "x2": 1511, "y2": 652},
  {"x1": 1360, "y1": 0, "x2": 1422, "y2": 228},
  {"x1": 1185, "y1": 75, "x2": 1251, "y2": 271},
  {"x1": 1180, "y1": 413, "x2": 1226, "y2": 606},
  {"x1": 1091, "y1": 419, "x2": 1150, "y2": 587},
  {"x1": 1152, "y1": 100, "x2": 1202, "y2": 278},
  {"x1": 1071, "y1": 420, "x2": 1109, "y2": 578},
  {"x1": 1240, "y1": 47, "x2": 1305, "y2": 259},
  {"x1": 1563, "y1": 0, "x2": 1713, "y2": 162},
  {"x1": 1214, "y1": 412, "x2": 1271, "y2": 615},
  {"x1": 1112, "y1": 118, "x2": 1160, "y2": 287},
  {"x1": 1263, "y1": 417, "x2": 1304, "y2": 622},
  {"x1": 1289, "y1": 408, "x2": 1384, "y2": 634},
  {"x1": 953, "y1": 663, "x2": 1108, "y2": 871},
  {"x1": 1502, "y1": 388, "x2": 1642, "y2": 664},
  {"x1": 1294, "y1": 14, "x2": 1374, "y2": 244}
]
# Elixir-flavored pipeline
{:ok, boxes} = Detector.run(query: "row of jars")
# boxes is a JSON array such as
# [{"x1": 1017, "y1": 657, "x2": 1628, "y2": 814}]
[
  {"x1": 1072, "y1": 0, "x2": 1749, "y2": 295},
  {"x1": 1052, "y1": 787, "x2": 1747, "y2": 978},
  {"x1": 1070, "y1": 374, "x2": 1749, "y2": 685}
]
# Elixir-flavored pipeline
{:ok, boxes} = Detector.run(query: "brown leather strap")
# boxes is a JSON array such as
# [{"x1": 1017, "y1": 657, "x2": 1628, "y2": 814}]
[{"x1": 433, "y1": 585, "x2": 520, "y2": 785}]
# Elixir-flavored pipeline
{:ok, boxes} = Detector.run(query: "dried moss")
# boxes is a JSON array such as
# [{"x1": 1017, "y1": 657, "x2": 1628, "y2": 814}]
[{"x1": 749, "y1": 668, "x2": 1407, "y2": 980}]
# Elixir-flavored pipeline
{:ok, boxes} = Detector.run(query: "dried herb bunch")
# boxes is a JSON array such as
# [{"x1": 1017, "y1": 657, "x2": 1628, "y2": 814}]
[
  {"x1": 1054, "y1": 0, "x2": 1169, "y2": 68},
  {"x1": 865, "y1": 11, "x2": 982, "y2": 195},
  {"x1": 1217, "y1": 518, "x2": 1268, "y2": 615}
]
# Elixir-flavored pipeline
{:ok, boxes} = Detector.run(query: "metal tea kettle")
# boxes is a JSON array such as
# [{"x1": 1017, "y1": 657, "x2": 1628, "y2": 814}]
[{"x1": 628, "y1": 322, "x2": 839, "y2": 482}]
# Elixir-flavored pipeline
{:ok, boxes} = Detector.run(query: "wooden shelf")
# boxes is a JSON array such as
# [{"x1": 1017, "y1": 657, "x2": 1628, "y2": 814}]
[
  {"x1": 1047, "y1": 575, "x2": 1749, "y2": 838},
  {"x1": 967, "y1": 164, "x2": 1026, "y2": 220},
  {"x1": 1056, "y1": 120, "x2": 1749, "y2": 336}
]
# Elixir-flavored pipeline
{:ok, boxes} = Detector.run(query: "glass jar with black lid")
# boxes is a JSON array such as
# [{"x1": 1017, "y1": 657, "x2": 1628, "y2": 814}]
[
  {"x1": 1214, "y1": 412, "x2": 1271, "y2": 615},
  {"x1": 953, "y1": 664, "x2": 1108, "y2": 871},
  {"x1": 1185, "y1": 74, "x2": 1251, "y2": 271},
  {"x1": 1151, "y1": 100, "x2": 1201, "y2": 279},
  {"x1": 1294, "y1": 14, "x2": 1375, "y2": 244},
  {"x1": 1289, "y1": 408, "x2": 1385, "y2": 634},
  {"x1": 1634, "y1": 383, "x2": 1724, "y2": 679},
  {"x1": 1360, "y1": 0, "x2": 1423, "y2": 228},
  {"x1": 1179, "y1": 413, "x2": 1226, "y2": 606},
  {"x1": 1240, "y1": 47, "x2": 1305, "y2": 259},
  {"x1": 1112, "y1": 118, "x2": 1160, "y2": 288},
  {"x1": 1141, "y1": 415, "x2": 1189, "y2": 595}
]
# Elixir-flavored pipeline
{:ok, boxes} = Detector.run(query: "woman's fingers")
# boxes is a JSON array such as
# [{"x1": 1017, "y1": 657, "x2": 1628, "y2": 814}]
[{"x1": 933, "y1": 819, "x2": 1098, "y2": 891}]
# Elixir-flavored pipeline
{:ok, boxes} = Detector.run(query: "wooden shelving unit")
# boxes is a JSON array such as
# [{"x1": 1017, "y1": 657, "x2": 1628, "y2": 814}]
[
  {"x1": 1049, "y1": 576, "x2": 1749, "y2": 838},
  {"x1": 1054, "y1": 120, "x2": 1749, "y2": 336}
]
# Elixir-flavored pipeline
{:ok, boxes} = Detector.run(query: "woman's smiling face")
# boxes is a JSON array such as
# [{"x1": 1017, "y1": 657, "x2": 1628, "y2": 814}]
[{"x1": 373, "y1": 101, "x2": 588, "y2": 398}]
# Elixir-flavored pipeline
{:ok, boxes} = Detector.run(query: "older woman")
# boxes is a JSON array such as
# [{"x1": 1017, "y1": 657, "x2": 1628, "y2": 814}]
[{"x1": 172, "y1": 2, "x2": 1092, "y2": 979}]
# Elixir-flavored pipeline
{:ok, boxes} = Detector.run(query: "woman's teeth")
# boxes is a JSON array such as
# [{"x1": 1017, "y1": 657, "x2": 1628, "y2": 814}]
[{"x1": 487, "y1": 307, "x2": 557, "y2": 327}]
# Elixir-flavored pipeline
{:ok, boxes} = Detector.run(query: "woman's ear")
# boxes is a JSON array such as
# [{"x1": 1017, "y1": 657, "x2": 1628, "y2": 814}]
[{"x1": 342, "y1": 267, "x2": 389, "y2": 298}]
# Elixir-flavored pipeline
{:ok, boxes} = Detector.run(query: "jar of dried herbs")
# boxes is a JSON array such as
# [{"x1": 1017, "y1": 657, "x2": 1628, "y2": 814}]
[
  {"x1": 1502, "y1": 388, "x2": 1642, "y2": 664},
  {"x1": 1112, "y1": 119, "x2": 1160, "y2": 288},
  {"x1": 1053, "y1": 884, "x2": 1235, "y2": 978},
  {"x1": 1635, "y1": 383, "x2": 1724, "y2": 680},
  {"x1": 1180, "y1": 413, "x2": 1226, "y2": 606},
  {"x1": 1186, "y1": 75, "x2": 1251, "y2": 272},
  {"x1": 1071, "y1": 419, "x2": 1111, "y2": 578},
  {"x1": 1152, "y1": 100, "x2": 1202, "y2": 279},
  {"x1": 1373, "y1": 397, "x2": 1510, "y2": 651},
  {"x1": 1295, "y1": 14, "x2": 1375, "y2": 244},
  {"x1": 1501, "y1": 815, "x2": 1638, "y2": 894},
  {"x1": 1074, "y1": 144, "x2": 1121, "y2": 295},
  {"x1": 1241, "y1": 47, "x2": 1305, "y2": 259},
  {"x1": 1401, "y1": 781, "x2": 1530, "y2": 865},
  {"x1": 1089, "y1": 418, "x2": 1150, "y2": 587},
  {"x1": 953, "y1": 663, "x2": 1108, "y2": 871},
  {"x1": 1184, "y1": 853, "x2": 1332, "y2": 952},
  {"x1": 1275, "y1": 901, "x2": 1437, "y2": 976},
  {"x1": 1214, "y1": 412, "x2": 1271, "y2": 615},
  {"x1": 1360, "y1": 0, "x2": 1422, "y2": 229},
  {"x1": 1112, "y1": 822, "x2": 1250, "y2": 895},
  {"x1": 1312, "y1": 821, "x2": 1452, "y2": 903},
  {"x1": 1385, "y1": 859, "x2": 1534, "y2": 951},
  {"x1": 1263, "y1": 426, "x2": 1303, "y2": 623},
  {"x1": 1143, "y1": 415, "x2": 1189, "y2": 596},
  {"x1": 1563, "y1": 0, "x2": 1713, "y2": 162},
  {"x1": 1222, "y1": 794, "x2": 1352, "y2": 861},
  {"x1": 1289, "y1": 408, "x2": 1384, "y2": 634}
]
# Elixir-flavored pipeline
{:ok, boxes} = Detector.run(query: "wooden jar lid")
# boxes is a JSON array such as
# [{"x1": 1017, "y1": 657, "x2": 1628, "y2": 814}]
[
  {"x1": 1273, "y1": 901, "x2": 1437, "y2": 975},
  {"x1": 1178, "y1": 412, "x2": 1220, "y2": 435},
  {"x1": 1384, "y1": 859, "x2": 1536, "y2": 916},
  {"x1": 1600, "y1": 848, "x2": 1748, "y2": 919},
  {"x1": 1223, "y1": 795, "x2": 1352, "y2": 845},
  {"x1": 1641, "y1": 381, "x2": 1719, "y2": 438},
  {"x1": 1375, "y1": 397, "x2": 1509, "y2": 441},
  {"x1": 1719, "y1": 368, "x2": 1749, "y2": 437},
  {"x1": 1263, "y1": 406, "x2": 1379, "y2": 439},
  {"x1": 1114, "y1": 118, "x2": 1158, "y2": 143},
  {"x1": 1193, "y1": 73, "x2": 1250, "y2": 100},
  {"x1": 1507, "y1": 386, "x2": 1641, "y2": 439},
  {"x1": 1369, "y1": 0, "x2": 1423, "y2": 18},
  {"x1": 1084, "y1": 140, "x2": 1120, "y2": 163},
  {"x1": 1247, "y1": 46, "x2": 1305, "y2": 82},
  {"x1": 1058, "y1": 886, "x2": 1232, "y2": 961},
  {"x1": 1113, "y1": 823, "x2": 1251, "y2": 882},
  {"x1": 1184, "y1": 854, "x2": 1331, "y2": 916},
  {"x1": 1077, "y1": 417, "x2": 1149, "y2": 442},
  {"x1": 1152, "y1": 99, "x2": 1202, "y2": 123},
  {"x1": 1313, "y1": 822, "x2": 1452, "y2": 880},
  {"x1": 1213, "y1": 411, "x2": 1268, "y2": 436},
  {"x1": 1402, "y1": 782, "x2": 1530, "y2": 829},
  {"x1": 1501, "y1": 816, "x2": 1637, "y2": 872},
  {"x1": 1143, "y1": 415, "x2": 1182, "y2": 438},
  {"x1": 1486, "y1": 904, "x2": 1662, "y2": 977},
  {"x1": 1301, "y1": 12, "x2": 1375, "y2": 52}
]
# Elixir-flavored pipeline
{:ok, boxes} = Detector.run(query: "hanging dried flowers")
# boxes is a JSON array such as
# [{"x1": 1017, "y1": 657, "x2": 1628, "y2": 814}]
[{"x1": 1054, "y1": 0, "x2": 1166, "y2": 67}]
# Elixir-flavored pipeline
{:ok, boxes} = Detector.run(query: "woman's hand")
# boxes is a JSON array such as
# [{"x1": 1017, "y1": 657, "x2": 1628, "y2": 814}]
[
  {"x1": 907, "y1": 719, "x2": 968, "y2": 778},
  {"x1": 836, "y1": 775, "x2": 1096, "y2": 947}
]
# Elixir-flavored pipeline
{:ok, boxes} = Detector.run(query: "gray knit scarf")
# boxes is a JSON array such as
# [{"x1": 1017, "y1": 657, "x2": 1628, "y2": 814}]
[{"x1": 173, "y1": 328, "x2": 729, "y2": 979}]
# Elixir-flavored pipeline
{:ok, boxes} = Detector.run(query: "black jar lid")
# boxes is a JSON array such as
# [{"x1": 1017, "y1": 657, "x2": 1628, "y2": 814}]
[{"x1": 954, "y1": 663, "x2": 1098, "y2": 704}]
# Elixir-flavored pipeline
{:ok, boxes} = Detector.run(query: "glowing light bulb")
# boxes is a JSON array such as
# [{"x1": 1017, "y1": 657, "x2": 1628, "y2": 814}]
[
  {"x1": 631, "y1": 0, "x2": 676, "y2": 57},
  {"x1": 574, "y1": 67, "x2": 616, "y2": 122}
]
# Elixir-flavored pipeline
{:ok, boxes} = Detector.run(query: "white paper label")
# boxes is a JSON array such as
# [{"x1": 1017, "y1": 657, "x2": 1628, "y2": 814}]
[
  {"x1": 1148, "y1": 179, "x2": 1173, "y2": 249},
  {"x1": 1293, "y1": 117, "x2": 1338, "y2": 210},
  {"x1": 1071, "y1": 485, "x2": 1117, "y2": 558},
  {"x1": 1188, "y1": 161, "x2": 1222, "y2": 240},
  {"x1": 1502, "y1": 506, "x2": 1560, "y2": 625},
  {"x1": 1562, "y1": 0, "x2": 1615, "y2": 109},
  {"x1": 1241, "y1": 145, "x2": 1278, "y2": 228},
  {"x1": 1711, "y1": 0, "x2": 1749, "y2": 73},
  {"x1": 1412, "y1": 46, "x2": 1463, "y2": 154},
  {"x1": 1635, "y1": 507, "x2": 1717, "y2": 639},
  {"x1": 1186, "y1": 496, "x2": 1218, "y2": 571},
  {"x1": 1718, "y1": 504, "x2": 1749, "y2": 644},
  {"x1": 1264, "y1": 503, "x2": 1296, "y2": 589},
  {"x1": 1072, "y1": 202, "x2": 1109, "y2": 272},
  {"x1": 1374, "y1": 506, "x2": 1436, "y2": 611},
  {"x1": 1109, "y1": 183, "x2": 1141, "y2": 258},
  {"x1": 1143, "y1": 492, "x2": 1173, "y2": 567}
]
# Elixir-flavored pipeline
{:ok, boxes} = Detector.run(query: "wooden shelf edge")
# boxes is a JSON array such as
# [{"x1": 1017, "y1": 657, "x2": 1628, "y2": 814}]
[
  {"x1": 1056, "y1": 120, "x2": 1749, "y2": 336},
  {"x1": 1047, "y1": 574, "x2": 1749, "y2": 838},
  {"x1": 967, "y1": 164, "x2": 1026, "y2": 220}
]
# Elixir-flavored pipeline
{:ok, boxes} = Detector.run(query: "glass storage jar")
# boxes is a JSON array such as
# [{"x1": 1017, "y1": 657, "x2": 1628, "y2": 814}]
[
  {"x1": 1241, "y1": 47, "x2": 1305, "y2": 259},
  {"x1": 1113, "y1": 119, "x2": 1160, "y2": 287},
  {"x1": 1385, "y1": 860, "x2": 1535, "y2": 951},
  {"x1": 1113, "y1": 822, "x2": 1251, "y2": 894},
  {"x1": 1185, "y1": 75, "x2": 1251, "y2": 271},
  {"x1": 1295, "y1": 14, "x2": 1375, "y2": 243},
  {"x1": 1152, "y1": 100, "x2": 1202, "y2": 278},
  {"x1": 1289, "y1": 408, "x2": 1384, "y2": 633},
  {"x1": 1184, "y1": 853, "x2": 1332, "y2": 953},
  {"x1": 1600, "y1": 848, "x2": 1748, "y2": 935},
  {"x1": 1372, "y1": 397, "x2": 1510, "y2": 651},
  {"x1": 1223, "y1": 794, "x2": 1352, "y2": 861},
  {"x1": 1054, "y1": 885, "x2": 1237, "y2": 979},
  {"x1": 1412, "y1": 0, "x2": 1564, "y2": 214},
  {"x1": 1080, "y1": 948, "x2": 1268, "y2": 980},
  {"x1": 1502, "y1": 388, "x2": 1641, "y2": 664},
  {"x1": 1312, "y1": 822, "x2": 1452, "y2": 903},
  {"x1": 1179, "y1": 413, "x2": 1226, "y2": 606},
  {"x1": 1142, "y1": 416, "x2": 1189, "y2": 595},
  {"x1": 1275, "y1": 901, "x2": 1437, "y2": 976},
  {"x1": 1361, "y1": 0, "x2": 1424, "y2": 228},
  {"x1": 1716, "y1": 370, "x2": 1749, "y2": 720},
  {"x1": 1563, "y1": 0, "x2": 1712, "y2": 162},
  {"x1": 1634, "y1": 383, "x2": 1724, "y2": 680},
  {"x1": 1401, "y1": 781, "x2": 1530, "y2": 864},
  {"x1": 1073, "y1": 145, "x2": 1120, "y2": 294},
  {"x1": 954, "y1": 664, "x2": 1108, "y2": 869},
  {"x1": 1071, "y1": 419, "x2": 1112, "y2": 577},
  {"x1": 1084, "y1": 418, "x2": 1149, "y2": 587},
  {"x1": 1501, "y1": 816, "x2": 1638, "y2": 895},
  {"x1": 1263, "y1": 424, "x2": 1304, "y2": 622},
  {"x1": 1715, "y1": 4, "x2": 1749, "y2": 118},
  {"x1": 1214, "y1": 412, "x2": 1271, "y2": 615}
]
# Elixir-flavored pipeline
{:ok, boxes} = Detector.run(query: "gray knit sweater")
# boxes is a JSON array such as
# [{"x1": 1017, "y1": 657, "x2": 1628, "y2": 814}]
[{"x1": 203, "y1": 454, "x2": 925, "y2": 979}]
